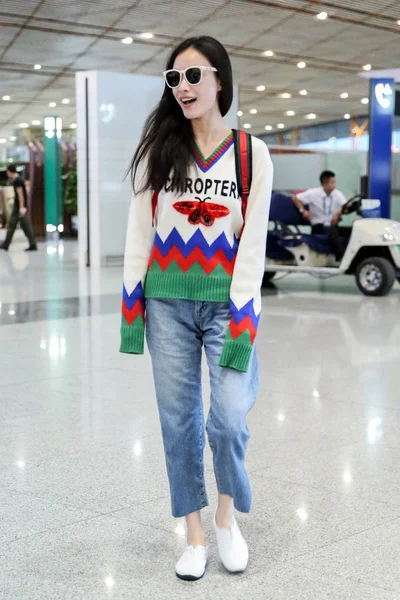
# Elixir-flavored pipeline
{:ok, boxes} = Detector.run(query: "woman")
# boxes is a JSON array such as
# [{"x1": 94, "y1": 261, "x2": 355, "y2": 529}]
[{"x1": 121, "y1": 35, "x2": 273, "y2": 581}]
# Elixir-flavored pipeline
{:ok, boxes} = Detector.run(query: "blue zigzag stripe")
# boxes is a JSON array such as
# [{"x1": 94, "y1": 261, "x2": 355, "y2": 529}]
[
  {"x1": 229, "y1": 299, "x2": 260, "y2": 329},
  {"x1": 153, "y1": 227, "x2": 239, "y2": 261},
  {"x1": 122, "y1": 282, "x2": 144, "y2": 310}
]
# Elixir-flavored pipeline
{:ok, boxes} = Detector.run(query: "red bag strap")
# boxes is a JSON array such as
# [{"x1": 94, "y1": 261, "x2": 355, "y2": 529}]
[
  {"x1": 233, "y1": 129, "x2": 253, "y2": 234},
  {"x1": 151, "y1": 191, "x2": 159, "y2": 226}
]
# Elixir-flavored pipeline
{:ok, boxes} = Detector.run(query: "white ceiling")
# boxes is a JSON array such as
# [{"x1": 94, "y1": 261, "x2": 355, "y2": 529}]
[{"x1": 1, "y1": 0, "x2": 400, "y2": 142}]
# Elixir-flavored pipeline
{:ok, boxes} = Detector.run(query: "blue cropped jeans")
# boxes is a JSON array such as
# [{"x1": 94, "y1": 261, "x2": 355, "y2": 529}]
[{"x1": 146, "y1": 298, "x2": 259, "y2": 518}]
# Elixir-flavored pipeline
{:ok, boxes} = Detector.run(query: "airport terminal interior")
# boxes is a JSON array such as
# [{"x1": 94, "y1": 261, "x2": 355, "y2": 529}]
[{"x1": 1, "y1": 1, "x2": 400, "y2": 599}]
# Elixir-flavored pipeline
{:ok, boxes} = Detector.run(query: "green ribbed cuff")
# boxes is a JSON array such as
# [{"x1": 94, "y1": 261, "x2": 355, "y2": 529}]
[
  {"x1": 119, "y1": 317, "x2": 145, "y2": 354},
  {"x1": 219, "y1": 341, "x2": 253, "y2": 372}
]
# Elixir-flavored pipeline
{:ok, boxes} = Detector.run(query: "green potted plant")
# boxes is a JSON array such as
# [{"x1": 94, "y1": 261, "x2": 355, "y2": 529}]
[{"x1": 63, "y1": 160, "x2": 78, "y2": 236}]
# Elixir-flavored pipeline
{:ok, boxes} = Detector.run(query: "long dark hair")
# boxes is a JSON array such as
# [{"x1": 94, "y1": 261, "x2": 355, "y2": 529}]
[{"x1": 128, "y1": 36, "x2": 233, "y2": 194}]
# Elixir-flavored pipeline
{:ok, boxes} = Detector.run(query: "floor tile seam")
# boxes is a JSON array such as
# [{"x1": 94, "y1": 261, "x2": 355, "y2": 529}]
[
  {"x1": 106, "y1": 502, "x2": 218, "y2": 535},
  {"x1": 41, "y1": 367, "x2": 128, "y2": 382},
  {"x1": 246, "y1": 471, "x2": 400, "y2": 508},
  {"x1": 0, "y1": 422, "x2": 158, "y2": 443},
  {"x1": 91, "y1": 494, "x2": 172, "y2": 518},
  {"x1": 0, "y1": 292, "x2": 121, "y2": 305},
  {"x1": 3, "y1": 512, "x2": 112, "y2": 548},
  {"x1": 283, "y1": 562, "x2": 400, "y2": 594},
  {"x1": 0, "y1": 423, "x2": 109, "y2": 444},
  {"x1": 0, "y1": 487, "x2": 64, "y2": 506},
  {"x1": 249, "y1": 469, "x2": 400, "y2": 508},
  {"x1": 0, "y1": 442, "x2": 168, "y2": 474},
  {"x1": 240, "y1": 561, "x2": 400, "y2": 593},
  {"x1": 253, "y1": 398, "x2": 400, "y2": 422},
  {"x1": 0, "y1": 486, "x2": 144, "y2": 515},
  {"x1": 55, "y1": 431, "x2": 163, "y2": 451},
  {"x1": 69, "y1": 492, "x2": 173, "y2": 513},
  {"x1": 107, "y1": 513, "x2": 183, "y2": 537},
  {"x1": 3, "y1": 490, "x2": 121, "y2": 519},
  {"x1": 246, "y1": 440, "x2": 363, "y2": 475},
  {"x1": 316, "y1": 394, "x2": 400, "y2": 413},
  {"x1": 296, "y1": 392, "x2": 400, "y2": 414},
  {"x1": 249, "y1": 430, "x2": 368, "y2": 448},
  {"x1": 257, "y1": 384, "x2": 400, "y2": 404},
  {"x1": 0, "y1": 488, "x2": 89, "y2": 507},
  {"x1": 0, "y1": 317, "x2": 85, "y2": 329},
  {"x1": 278, "y1": 515, "x2": 400, "y2": 572},
  {"x1": 0, "y1": 370, "x2": 118, "y2": 389},
  {"x1": 21, "y1": 445, "x2": 109, "y2": 466},
  {"x1": 256, "y1": 386, "x2": 342, "y2": 401},
  {"x1": 0, "y1": 310, "x2": 121, "y2": 329},
  {"x1": 253, "y1": 555, "x2": 400, "y2": 593},
  {"x1": 3, "y1": 508, "x2": 172, "y2": 550},
  {"x1": 36, "y1": 395, "x2": 160, "y2": 410},
  {"x1": 0, "y1": 367, "x2": 115, "y2": 389},
  {"x1": 4, "y1": 388, "x2": 158, "y2": 407},
  {"x1": 327, "y1": 481, "x2": 400, "y2": 510},
  {"x1": 250, "y1": 399, "x2": 400, "y2": 420},
  {"x1": 0, "y1": 418, "x2": 162, "y2": 442},
  {"x1": 249, "y1": 434, "x2": 397, "y2": 455},
  {"x1": 246, "y1": 446, "x2": 400, "y2": 476},
  {"x1": 197, "y1": 563, "x2": 279, "y2": 591},
  {"x1": 253, "y1": 515, "x2": 400, "y2": 569}
]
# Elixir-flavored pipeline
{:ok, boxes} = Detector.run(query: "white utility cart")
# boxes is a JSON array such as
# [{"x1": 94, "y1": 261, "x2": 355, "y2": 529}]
[{"x1": 264, "y1": 193, "x2": 400, "y2": 296}]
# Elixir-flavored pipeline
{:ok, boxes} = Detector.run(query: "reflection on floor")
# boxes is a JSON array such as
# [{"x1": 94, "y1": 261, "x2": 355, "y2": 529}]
[{"x1": 1, "y1": 235, "x2": 400, "y2": 599}]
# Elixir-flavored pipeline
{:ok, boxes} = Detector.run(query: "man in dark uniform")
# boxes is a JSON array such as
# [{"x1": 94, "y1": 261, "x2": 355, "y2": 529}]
[{"x1": 0, "y1": 165, "x2": 37, "y2": 251}]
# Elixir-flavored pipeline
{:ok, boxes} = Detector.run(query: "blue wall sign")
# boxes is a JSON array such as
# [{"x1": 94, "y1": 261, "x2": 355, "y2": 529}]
[{"x1": 368, "y1": 78, "x2": 395, "y2": 218}]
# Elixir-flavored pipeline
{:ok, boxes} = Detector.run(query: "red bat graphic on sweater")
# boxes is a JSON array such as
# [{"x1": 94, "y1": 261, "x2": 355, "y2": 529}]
[{"x1": 173, "y1": 197, "x2": 230, "y2": 227}]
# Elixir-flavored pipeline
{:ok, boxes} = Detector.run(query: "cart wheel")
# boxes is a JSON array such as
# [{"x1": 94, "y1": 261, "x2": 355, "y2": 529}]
[
  {"x1": 355, "y1": 257, "x2": 395, "y2": 296},
  {"x1": 262, "y1": 271, "x2": 276, "y2": 286}
]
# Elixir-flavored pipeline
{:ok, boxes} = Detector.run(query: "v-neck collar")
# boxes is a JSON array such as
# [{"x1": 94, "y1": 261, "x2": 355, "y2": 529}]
[{"x1": 194, "y1": 131, "x2": 234, "y2": 173}]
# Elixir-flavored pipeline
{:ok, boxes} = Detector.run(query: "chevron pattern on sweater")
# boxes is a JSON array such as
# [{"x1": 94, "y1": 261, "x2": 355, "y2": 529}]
[
  {"x1": 153, "y1": 228, "x2": 238, "y2": 260},
  {"x1": 148, "y1": 228, "x2": 238, "y2": 275},
  {"x1": 228, "y1": 299, "x2": 260, "y2": 345},
  {"x1": 122, "y1": 282, "x2": 145, "y2": 325},
  {"x1": 149, "y1": 246, "x2": 236, "y2": 275}
]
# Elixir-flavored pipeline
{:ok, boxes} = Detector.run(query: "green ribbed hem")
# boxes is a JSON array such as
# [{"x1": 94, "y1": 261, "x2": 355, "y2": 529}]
[
  {"x1": 145, "y1": 273, "x2": 231, "y2": 302},
  {"x1": 119, "y1": 317, "x2": 145, "y2": 354},
  {"x1": 219, "y1": 341, "x2": 253, "y2": 372}
]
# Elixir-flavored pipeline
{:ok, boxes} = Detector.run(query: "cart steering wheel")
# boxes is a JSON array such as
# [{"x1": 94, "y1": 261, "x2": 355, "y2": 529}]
[{"x1": 341, "y1": 194, "x2": 363, "y2": 216}]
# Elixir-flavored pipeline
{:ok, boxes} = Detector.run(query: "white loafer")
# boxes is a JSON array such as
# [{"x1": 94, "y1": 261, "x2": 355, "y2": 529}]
[
  {"x1": 214, "y1": 511, "x2": 249, "y2": 573},
  {"x1": 175, "y1": 545, "x2": 208, "y2": 581}
]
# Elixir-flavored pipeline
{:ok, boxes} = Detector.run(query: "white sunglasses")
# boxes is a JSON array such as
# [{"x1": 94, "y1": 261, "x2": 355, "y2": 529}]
[{"x1": 163, "y1": 66, "x2": 218, "y2": 88}]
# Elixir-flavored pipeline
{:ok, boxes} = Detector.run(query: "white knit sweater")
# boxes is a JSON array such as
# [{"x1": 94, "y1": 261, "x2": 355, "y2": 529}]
[{"x1": 120, "y1": 132, "x2": 273, "y2": 372}]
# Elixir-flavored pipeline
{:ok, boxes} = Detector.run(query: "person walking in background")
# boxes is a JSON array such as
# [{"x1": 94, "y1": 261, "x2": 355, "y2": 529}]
[
  {"x1": 0, "y1": 165, "x2": 37, "y2": 251},
  {"x1": 120, "y1": 36, "x2": 273, "y2": 581}
]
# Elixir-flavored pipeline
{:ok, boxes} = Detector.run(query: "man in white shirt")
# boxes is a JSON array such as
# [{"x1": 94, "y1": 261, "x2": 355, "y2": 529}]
[{"x1": 292, "y1": 170, "x2": 347, "y2": 261}]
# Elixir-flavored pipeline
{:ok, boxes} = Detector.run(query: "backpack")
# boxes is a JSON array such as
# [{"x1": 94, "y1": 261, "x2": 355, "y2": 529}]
[{"x1": 151, "y1": 129, "x2": 253, "y2": 235}]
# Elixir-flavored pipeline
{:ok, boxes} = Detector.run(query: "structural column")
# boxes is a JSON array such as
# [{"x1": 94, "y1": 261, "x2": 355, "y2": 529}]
[
  {"x1": 368, "y1": 78, "x2": 395, "y2": 218},
  {"x1": 44, "y1": 115, "x2": 63, "y2": 234}
]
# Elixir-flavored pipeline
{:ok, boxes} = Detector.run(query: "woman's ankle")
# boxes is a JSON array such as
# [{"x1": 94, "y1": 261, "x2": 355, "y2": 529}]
[
  {"x1": 215, "y1": 509, "x2": 233, "y2": 529},
  {"x1": 185, "y1": 510, "x2": 206, "y2": 547},
  {"x1": 216, "y1": 494, "x2": 234, "y2": 529},
  {"x1": 187, "y1": 530, "x2": 207, "y2": 548}
]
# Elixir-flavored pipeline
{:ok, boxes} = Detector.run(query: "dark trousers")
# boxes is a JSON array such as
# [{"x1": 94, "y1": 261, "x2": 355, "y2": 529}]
[
  {"x1": 312, "y1": 224, "x2": 343, "y2": 261},
  {"x1": 3, "y1": 208, "x2": 37, "y2": 249}
]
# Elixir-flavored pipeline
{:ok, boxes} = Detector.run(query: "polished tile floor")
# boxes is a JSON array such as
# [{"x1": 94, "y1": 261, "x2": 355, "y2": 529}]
[{"x1": 1, "y1": 233, "x2": 400, "y2": 599}]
